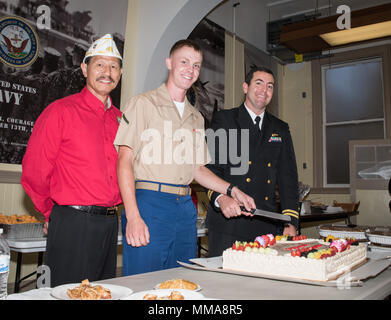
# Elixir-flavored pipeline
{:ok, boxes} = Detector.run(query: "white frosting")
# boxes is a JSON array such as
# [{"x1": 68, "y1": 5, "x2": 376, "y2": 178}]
[{"x1": 222, "y1": 239, "x2": 367, "y2": 281}]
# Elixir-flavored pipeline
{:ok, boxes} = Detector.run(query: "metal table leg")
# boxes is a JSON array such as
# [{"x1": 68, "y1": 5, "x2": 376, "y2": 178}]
[
  {"x1": 36, "y1": 252, "x2": 43, "y2": 287},
  {"x1": 13, "y1": 252, "x2": 22, "y2": 293},
  {"x1": 13, "y1": 251, "x2": 44, "y2": 293}
]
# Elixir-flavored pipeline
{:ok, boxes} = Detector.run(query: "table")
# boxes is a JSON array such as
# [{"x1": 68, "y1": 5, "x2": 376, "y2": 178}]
[
  {"x1": 7, "y1": 251, "x2": 391, "y2": 300},
  {"x1": 98, "y1": 262, "x2": 391, "y2": 300},
  {"x1": 299, "y1": 211, "x2": 358, "y2": 233},
  {"x1": 6, "y1": 228, "x2": 208, "y2": 293},
  {"x1": 300, "y1": 211, "x2": 358, "y2": 224},
  {"x1": 6, "y1": 238, "x2": 46, "y2": 294}
]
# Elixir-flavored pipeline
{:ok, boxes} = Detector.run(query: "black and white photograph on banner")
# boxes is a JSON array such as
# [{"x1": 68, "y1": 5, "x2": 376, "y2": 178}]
[
  {"x1": 187, "y1": 18, "x2": 225, "y2": 129},
  {"x1": 0, "y1": 0, "x2": 128, "y2": 164}
]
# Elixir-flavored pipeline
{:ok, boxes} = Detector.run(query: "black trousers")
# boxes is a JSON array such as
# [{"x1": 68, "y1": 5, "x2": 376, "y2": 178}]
[{"x1": 45, "y1": 205, "x2": 118, "y2": 287}]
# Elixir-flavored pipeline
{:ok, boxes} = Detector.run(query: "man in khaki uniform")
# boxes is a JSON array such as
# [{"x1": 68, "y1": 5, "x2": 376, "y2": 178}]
[{"x1": 115, "y1": 39, "x2": 255, "y2": 275}]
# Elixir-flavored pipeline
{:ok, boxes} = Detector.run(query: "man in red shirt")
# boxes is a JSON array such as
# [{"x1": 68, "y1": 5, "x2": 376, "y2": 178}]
[{"x1": 21, "y1": 34, "x2": 123, "y2": 287}]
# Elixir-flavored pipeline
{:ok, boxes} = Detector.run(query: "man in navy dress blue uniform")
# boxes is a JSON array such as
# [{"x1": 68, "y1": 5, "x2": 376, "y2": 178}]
[{"x1": 206, "y1": 66, "x2": 300, "y2": 257}]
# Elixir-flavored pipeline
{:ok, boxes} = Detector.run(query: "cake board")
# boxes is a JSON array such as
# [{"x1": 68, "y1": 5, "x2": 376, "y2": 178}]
[{"x1": 178, "y1": 254, "x2": 391, "y2": 287}]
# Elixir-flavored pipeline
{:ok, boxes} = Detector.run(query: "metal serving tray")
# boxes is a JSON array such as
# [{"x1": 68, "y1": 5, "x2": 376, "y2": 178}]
[{"x1": 0, "y1": 223, "x2": 44, "y2": 240}]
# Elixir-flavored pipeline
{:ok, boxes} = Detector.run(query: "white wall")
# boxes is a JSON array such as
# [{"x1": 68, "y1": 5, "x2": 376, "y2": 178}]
[
  {"x1": 131, "y1": 0, "x2": 224, "y2": 96},
  {"x1": 207, "y1": 0, "x2": 269, "y2": 52},
  {"x1": 130, "y1": 0, "x2": 188, "y2": 95},
  {"x1": 278, "y1": 62, "x2": 313, "y2": 185}
]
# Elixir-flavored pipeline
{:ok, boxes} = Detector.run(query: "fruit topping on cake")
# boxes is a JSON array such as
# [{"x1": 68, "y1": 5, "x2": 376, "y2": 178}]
[
  {"x1": 275, "y1": 235, "x2": 307, "y2": 241},
  {"x1": 223, "y1": 233, "x2": 367, "y2": 281}
]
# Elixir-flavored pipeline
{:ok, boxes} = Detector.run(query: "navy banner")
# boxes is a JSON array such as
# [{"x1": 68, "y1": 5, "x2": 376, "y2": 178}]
[{"x1": 0, "y1": 0, "x2": 128, "y2": 164}]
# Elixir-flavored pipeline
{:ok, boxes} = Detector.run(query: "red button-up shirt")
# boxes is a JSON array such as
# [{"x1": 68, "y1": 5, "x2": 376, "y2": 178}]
[{"x1": 21, "y1": 87, "x2": 122, "y2": 221}]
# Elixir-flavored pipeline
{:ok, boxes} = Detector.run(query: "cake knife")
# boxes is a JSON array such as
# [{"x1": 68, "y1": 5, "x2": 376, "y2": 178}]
[{"x1": 240, "y1": 206, "x2": 291, "y2": 222}]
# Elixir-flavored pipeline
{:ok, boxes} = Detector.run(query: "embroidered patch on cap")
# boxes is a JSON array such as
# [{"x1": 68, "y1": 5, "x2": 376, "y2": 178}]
[{"x1": 83, "y1": 33, "x2": 122, "y2": 63}]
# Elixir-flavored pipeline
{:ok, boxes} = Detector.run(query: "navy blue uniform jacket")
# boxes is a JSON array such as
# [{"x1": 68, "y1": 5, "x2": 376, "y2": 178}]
[{"x1": 206, "y1": 104, "x2": 300, "y2": 255}]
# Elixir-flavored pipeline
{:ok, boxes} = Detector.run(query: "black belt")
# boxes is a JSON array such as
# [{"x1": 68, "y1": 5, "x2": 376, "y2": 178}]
[{"x1": 65, "y1": 205, "x2": 118, "y2": 216}]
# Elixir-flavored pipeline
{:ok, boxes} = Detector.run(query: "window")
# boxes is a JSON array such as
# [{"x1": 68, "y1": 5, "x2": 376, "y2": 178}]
[
  {"x1": 312, "y1": 45, "x2": 391, "y2": 191},
  {"x1": 322, "y1": 58, "x2": 385, "y2": 187}
]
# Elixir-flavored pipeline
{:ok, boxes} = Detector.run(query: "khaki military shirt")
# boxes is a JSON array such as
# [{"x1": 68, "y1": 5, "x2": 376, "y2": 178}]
[{"x1": 114, "y1": 84, "x2": 210, "y2": 185}]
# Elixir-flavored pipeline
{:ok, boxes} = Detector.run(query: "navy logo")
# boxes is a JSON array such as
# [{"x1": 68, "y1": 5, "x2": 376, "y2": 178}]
[{"x1": 0, "y1": 16, "x2": 39, "y2": 68}]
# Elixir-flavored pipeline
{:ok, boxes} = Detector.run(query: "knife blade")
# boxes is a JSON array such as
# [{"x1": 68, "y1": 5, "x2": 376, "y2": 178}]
[{"x1": 240, "y1": 206, "x2": 291, "y2": 222}]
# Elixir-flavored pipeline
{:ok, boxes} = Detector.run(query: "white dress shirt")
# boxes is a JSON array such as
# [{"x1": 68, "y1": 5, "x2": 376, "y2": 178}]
[{"x1": 244, "y1": 102, "x2": 264, "y2": 130}]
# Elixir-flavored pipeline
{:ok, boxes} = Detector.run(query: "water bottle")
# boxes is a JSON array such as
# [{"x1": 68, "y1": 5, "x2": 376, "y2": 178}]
[{"x1": 0, "y1": 228, "x2": 10, "y2": 300}]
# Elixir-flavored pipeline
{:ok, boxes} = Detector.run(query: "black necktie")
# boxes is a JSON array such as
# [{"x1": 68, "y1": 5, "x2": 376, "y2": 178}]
[{"x1": 254, "y1": 116, "x2": 261, "y2": 132}]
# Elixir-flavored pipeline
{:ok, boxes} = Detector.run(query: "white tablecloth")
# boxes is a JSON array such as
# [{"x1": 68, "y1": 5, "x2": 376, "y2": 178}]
[
  {"x1": 7, "y1": 288, "x2": 54, "y2": 300},
  {"x1": 7, "y1": 251, "x2": 391, "y2": 300}
]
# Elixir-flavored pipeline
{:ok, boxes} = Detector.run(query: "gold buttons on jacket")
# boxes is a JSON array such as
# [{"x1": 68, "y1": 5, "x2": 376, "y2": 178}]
[
  {"x1": 246, "y1": 178, "x2": 251, "y2": 183},
  {"x1": 265, "y1": 196, "x2": 269, "y2": 201},
  {"x1": 267, "y1": 179, "x2": 271, "y2": 184},
  {"x1": 267, "y1": 162, "x2": 271, "y2": 167},
  {"x1": 248, "y1": 161, "x2": 252, "y2": 165}
]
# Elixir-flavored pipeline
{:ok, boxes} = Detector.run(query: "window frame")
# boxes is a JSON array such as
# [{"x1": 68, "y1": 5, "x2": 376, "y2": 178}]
[
  {"x1": 311, "y1": 44, "x2": 391, "y2": 192},
  {"x1": 321, "y1": 57, "x2": 386, "y2": 188}
]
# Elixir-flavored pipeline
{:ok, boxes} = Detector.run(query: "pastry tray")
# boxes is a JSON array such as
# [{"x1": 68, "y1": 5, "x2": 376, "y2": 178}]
[
  {"x1": 366, "y1": 227, "x2": 391, "y2": 246},
  {"x1": 367, "y1": 234, "x2": 391, "y2": 246},
  {"x1": 318, "y1": 225, "x2": 368, "y2": 240},
  {"x1": 0, "y1": 223, "x2": 44, "y2": 240}
]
